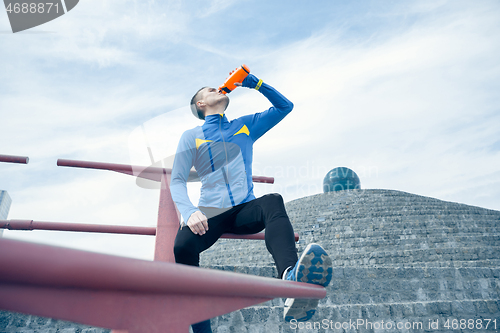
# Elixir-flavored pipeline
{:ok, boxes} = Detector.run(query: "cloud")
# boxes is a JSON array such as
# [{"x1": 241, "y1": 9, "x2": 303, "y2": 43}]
[
  {"x1": 195, "y1": 0, "x2": 239, "y2": 18},
  {"x1": 242, "y1": 0, "x2": 500, "y2": 208},
  {"x1": 1, "y1": 0, "x2": 499, "y2": 260}
]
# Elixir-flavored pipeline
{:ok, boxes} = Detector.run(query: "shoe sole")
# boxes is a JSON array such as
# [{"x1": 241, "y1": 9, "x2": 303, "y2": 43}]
[
  {"x1": 284, "y1": 297, "x2": 319, "y2": 322},
  {"x1": 284, "y1": 243, "x2": 332, "y2": 322}
]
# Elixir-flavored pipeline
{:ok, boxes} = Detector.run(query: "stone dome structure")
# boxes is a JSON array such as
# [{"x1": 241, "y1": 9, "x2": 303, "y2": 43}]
[
  {"x1": 323, "y1": 167, "x2": 361, "y2": 192},
  {"x1": 201, "y1": 189, "x2": 500, "y2": 332}
]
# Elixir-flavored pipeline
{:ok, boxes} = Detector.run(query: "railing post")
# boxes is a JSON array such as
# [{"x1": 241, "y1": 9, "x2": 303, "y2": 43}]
[
  {"x1": 0, "y1": 154, "x2": 29, "y2": 164},
  {"x1": 153, "y1": 171, "x2": 180, "y2": 262}
]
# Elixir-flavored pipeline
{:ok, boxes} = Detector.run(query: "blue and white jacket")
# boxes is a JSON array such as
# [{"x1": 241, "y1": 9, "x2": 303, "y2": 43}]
[{"x1": 170, "y1": 76, "x2": 293, "y2": 223}]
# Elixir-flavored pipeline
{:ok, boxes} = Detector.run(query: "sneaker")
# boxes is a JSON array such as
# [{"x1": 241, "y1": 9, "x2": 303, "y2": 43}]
[{"x1": 283, "y1": 243, "x2": 332, "y2": 322}]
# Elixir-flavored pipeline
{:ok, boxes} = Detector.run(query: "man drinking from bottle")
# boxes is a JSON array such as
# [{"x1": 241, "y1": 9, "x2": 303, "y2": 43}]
[{"x1": 170, "y1": 69, "x2": 333, "y2": 333}]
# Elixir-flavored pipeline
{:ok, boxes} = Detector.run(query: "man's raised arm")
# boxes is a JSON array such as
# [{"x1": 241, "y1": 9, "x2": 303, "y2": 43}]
[{"x1": 239, "y1": 74, "x2": 294, "y2": 141}]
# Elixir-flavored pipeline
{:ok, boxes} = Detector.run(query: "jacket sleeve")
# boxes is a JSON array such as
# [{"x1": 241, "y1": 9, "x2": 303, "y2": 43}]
[
  {"x1": 244, "y1": 81, "x2": 294, "y2": 141},
  {"x1": 170, "y1": 130, "x2": 199, "y2": 224}
]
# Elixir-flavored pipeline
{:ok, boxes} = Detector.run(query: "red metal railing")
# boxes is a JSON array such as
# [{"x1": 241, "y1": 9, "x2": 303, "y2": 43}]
[
  {"x1": 0, "y1": 155, "x2": 317, "y2": 333},
  {"x1": 57, "y1": 158, "x2": 275, "y2": 184},
  {"x1": 0, "y1": 154, "x2": 29, "y2": 164},
  {"x1": 0, "y1": 219, "x2": 299, "y2": 241},
  {"x1": 0, "y1": 238, "x2": 324, "y2": 333},
  {"x1": 0, "y1": 220, "x2": 155, "y2": 235},
  {"x1": 55, "y1": 158, "x2": 279, "y2": 261}
]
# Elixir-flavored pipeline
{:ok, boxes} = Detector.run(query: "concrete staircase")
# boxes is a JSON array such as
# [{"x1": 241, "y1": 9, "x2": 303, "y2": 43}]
[
  {"x1": 201, "y1": 190, "x2": 500, "y2": 269},
  {"x1": 208, "y1": 265, "x2": 499, "y2": 332},
  {"x1": 204, "y1": 190, "x2": 500, "y2": 332},
  {"x1": 1, "y1": 189, "x2": 499, "y2": 332}
]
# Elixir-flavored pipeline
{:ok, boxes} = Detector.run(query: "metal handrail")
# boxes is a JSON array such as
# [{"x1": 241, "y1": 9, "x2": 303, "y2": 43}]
[
  {"x1": 0, "y1": 154, "x2": 29, "y2": 164},
  {"x1": 57, "y1": 158, "x2": 275, "y2": 184},
  {"x1": 0, "y1": 219, "x2": 299, "y2": 241},
  {"x1": 0, "y1": 238, "x2": 324, "y2": 299}
]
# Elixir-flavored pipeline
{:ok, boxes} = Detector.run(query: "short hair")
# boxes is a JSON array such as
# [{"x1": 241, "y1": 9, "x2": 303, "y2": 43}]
[{"x1": 190, "y1": 87, "x2": 207, "y2": 120}]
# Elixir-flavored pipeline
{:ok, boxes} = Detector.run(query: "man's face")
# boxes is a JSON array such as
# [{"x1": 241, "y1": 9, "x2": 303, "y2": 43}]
[{"x1": 198, "y1": 87, "x2": 229, "y2": 111}]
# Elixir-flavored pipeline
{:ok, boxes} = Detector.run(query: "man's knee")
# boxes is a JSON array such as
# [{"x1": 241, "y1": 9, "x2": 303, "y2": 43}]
[
  {"x1": 260, "y1": 193, "x2": 290, "y2": 221},
  {"x1": 173, "y1": 242, "x2": 186, "y2": 259},
  {"x1": 174, "y1": 236, "x2": 199, "y2": 265},
  {"x1": 263, "y1": 193, "x2": 286, "y2": 209}
]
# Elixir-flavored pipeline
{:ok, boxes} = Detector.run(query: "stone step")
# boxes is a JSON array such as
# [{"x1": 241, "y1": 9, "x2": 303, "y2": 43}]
[
  {"x1": 288, "y1": 206, "x2": 500, "y2": 215},
  {"x1": 320, "y1": 203, "x2": 493, "y2": 212},
  {"x1": 328, "y1": 251, "x2": 500, "y2": 268},
  {"x1": 203, "y1": 242, "x2": 500, "y2": 268},
  {"x1": 285, "y1": 190, "x2": 500, "y2": 222},
  {"x1": 301, "y1": 231, "x2": 500, "y2": 243},
  {"x1": 213, "y1": 228, "x2": 499, "y2": 252},
  {"x1": 329, "y1": 245, "x2": 500, "y2": 260},
  {"x1": 367, "y1": 259, "x2": 500, "y2": 268},
  {"x1": 295, "y1": 209, "x2": 500, "y2": 218},
  {"x1": 285, "y1": 189, "x2": 500, "y2": 210},
  {"x1": 299, "y1": 215, "x2": 500, "y2": 226},
  {"x1": 322, "y1": 242, "x2": 500, "y2": 260},
  {"x1": 288, "y1": 198, "x2": 500, "y2": 209},
  {"x1": 291, "y1": 221, "x2": 499, "y2": 237},
  {"x1": 291, "y1": 215, "x2": 500, "y2": 229},
  {"x1": 293, "y1": 215, "x2": 500, "y2": 223},
  {"x1": 211, "y1": 299, "x2": 500, "y2": 333},
  {"x1": 210, "y1": 244, "x2": 500, "y2": 269},
  {"x1": 288, "y1": 209, "x2": 499, "y2": 219},
  {"x1": 217, "y1": 231, "x2": 500, "y2": 251},
  {"x1": 0, "y1": 311, "x2": 110, "y2": 333},
  {"x1": 332, "y1": 257, "x2": 500, "y2": 268},
  {"x1": 301, "y1": 234, "x2": 500, "y2": 250},
  {"x1": 324, "y1": 247, "x2": 500, "y2": 268},
  {"x1": 337, "y1": 234, "x2": 495, "y2": 247},
  {"x1": 202, "y1": 190, "x2": 500, "y2": 269},
  {"x1": 307, "y1": 227, "x2": 500, "y2": 238},
  {"x1": 208, "y1": 266, "x2": 500, "y2": 305},
  {"x1": 327, "y1": 269, "x2": 499, "y2": 306},
  {"x1": 209, "y1": 259, "x2": 500, "y2": 269}
]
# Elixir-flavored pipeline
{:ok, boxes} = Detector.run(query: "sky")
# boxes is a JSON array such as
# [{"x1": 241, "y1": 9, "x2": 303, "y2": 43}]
[{"x1": 1, "y1": 0, "x2": 499, "y2": 260}]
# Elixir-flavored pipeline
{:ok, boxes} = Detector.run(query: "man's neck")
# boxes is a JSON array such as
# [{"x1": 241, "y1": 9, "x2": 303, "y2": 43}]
[{"x1": 204, "y1": 108, "x2": 225, "y2": 118}]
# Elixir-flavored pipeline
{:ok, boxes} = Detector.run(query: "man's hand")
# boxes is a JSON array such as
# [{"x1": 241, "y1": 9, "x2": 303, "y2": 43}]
[
  {"x1": 186, "y1": 210, "x2": 209, "y2": 235},
  {"x1": 235, "y1": 74, "x2": 261, "y2": 90}
]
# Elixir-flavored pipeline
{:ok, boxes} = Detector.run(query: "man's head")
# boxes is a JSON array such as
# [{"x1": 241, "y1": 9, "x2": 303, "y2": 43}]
[{"x1": 190, "y1": 87, "x2": 229, "y2": 120}]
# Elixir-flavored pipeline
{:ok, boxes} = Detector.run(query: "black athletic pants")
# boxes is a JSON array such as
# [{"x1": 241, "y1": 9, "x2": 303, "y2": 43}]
[{"x1": 173, "y1": 193, "x2": 298, "y2": 333}]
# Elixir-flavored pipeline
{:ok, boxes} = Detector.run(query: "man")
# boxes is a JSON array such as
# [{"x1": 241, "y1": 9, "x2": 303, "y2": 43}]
[{"x1": 170, "y1": 71, "x2": 332, "y2": 333}]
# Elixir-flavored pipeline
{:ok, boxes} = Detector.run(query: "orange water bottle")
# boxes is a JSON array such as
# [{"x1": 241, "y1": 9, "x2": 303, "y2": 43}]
[{"x1": 218, "y1": 64, "x2": 250, "y2": 94}]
